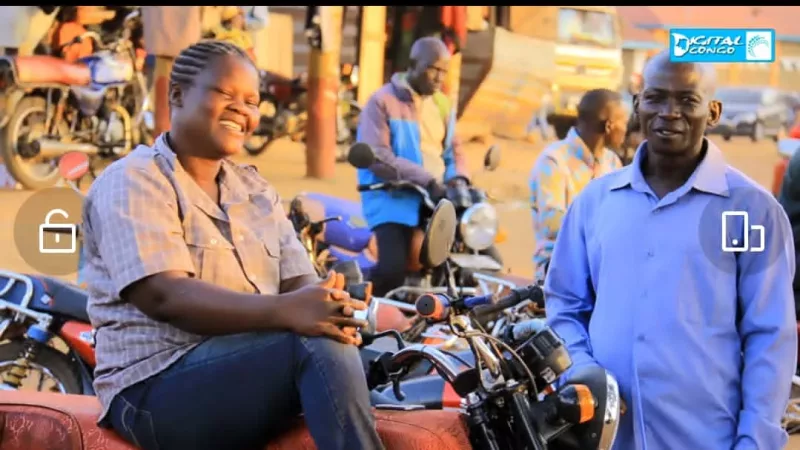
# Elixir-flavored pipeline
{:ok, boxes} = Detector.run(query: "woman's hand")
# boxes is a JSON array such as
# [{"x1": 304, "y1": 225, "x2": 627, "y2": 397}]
[{"x1": 278, "y1": 272, "x2": 367, "y2": 345}]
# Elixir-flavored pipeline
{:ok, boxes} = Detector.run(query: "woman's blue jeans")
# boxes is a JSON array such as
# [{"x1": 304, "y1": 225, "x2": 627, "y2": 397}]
[{"x1": 107, "y1": 332, "x2": 385, "y2": 450}]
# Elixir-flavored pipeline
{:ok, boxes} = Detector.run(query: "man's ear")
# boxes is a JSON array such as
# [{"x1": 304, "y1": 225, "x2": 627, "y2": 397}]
[
  {"x1": 707, "y1": 99, "x2": 722, "y2": 127},
  {"x1": 168, "y1": 83, "x2": 183, "y2": 109}
]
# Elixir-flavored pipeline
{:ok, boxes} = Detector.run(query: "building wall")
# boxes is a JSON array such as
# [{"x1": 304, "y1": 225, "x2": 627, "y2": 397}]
[{"x1": 269, "y1": 6, "x2": 361, "y2": 77}]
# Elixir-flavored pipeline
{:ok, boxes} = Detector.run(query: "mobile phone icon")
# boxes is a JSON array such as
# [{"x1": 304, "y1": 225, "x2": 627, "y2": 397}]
[{"x1": 721, "y1": 211, "x2": 765, "y2": 253}]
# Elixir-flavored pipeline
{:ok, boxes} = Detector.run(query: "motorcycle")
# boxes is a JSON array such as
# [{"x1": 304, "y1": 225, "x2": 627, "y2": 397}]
[
  {"x1": 244, "y1": 63, "x2": 361, "y2": 156},
  {"x1": 358, "y1": 198, "x2": 621, "y2": 449},
  {"x1": 287, "y1": 142, "x2": 506, "y2": 308},
  {"x1": 0, "y1": 10, "x2": 153, "y2": 190}
]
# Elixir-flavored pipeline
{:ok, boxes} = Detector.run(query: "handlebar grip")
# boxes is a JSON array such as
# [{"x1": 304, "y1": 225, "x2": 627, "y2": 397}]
[
  {"x1": 416, "y1": 293, "x2": 449, "y2": 321},
  {"x1": 473, "y1": 285, "x2": 543, "y2": 317}
]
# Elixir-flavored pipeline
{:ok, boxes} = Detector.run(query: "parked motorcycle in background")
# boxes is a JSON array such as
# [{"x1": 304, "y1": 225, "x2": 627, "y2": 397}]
[
  {"x1": 244, "y1": 63, "x2": 362, "y2": 156},
  {"x1": 0, "y1": 10, "x2": 153, "y2": 190},
  {"x1": 0, "y1": 153, "x2": 94, "y2": 394}
]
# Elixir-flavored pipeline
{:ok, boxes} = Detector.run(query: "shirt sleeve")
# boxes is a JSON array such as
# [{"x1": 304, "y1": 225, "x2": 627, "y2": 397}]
[
  {"x1": 265, "y1": 188, "x2": 318, "y2": 282},
  {"x1": 544, "y1": 193, "x2": 599, "y2": 376},
  {"x1": 734, "y1": 200, "x2": 798, "y2": 450},
  {"x1": 84, "y1": 166, "x2": 195, "y2": 298},
  {"x1": 530, "y1": 156, "x2": 568, "y2": 280}
]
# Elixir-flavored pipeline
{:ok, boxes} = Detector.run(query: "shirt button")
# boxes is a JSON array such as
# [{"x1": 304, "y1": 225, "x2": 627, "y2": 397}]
[
  {"x1": 210, "y1": 238, "x2": 218, "y2": 245},
  {"x1": 647, "y1": 250, "x2": 654, "y2": 257},
  {"x1": 637, "y1": 334, "x2": 645, "y2": 342}
]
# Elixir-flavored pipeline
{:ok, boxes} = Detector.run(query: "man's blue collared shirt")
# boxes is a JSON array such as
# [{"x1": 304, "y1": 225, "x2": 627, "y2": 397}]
[{"x1": 545, "y1": 140, "x2": 797, "y2": 450}]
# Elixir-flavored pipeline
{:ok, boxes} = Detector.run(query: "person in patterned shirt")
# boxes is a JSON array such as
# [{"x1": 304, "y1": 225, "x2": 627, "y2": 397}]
[{"x1": 529, "y1": 88, "x2": 628, "y2": 281}]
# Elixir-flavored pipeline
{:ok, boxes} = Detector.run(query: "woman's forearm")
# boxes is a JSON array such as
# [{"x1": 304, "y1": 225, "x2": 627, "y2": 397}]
[{"x1": 132, "y1": 275, "x2": 289, "y2": 336}]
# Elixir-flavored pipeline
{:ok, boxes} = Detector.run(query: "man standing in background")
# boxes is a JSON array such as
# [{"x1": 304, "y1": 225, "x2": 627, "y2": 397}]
[{"x1": 142, "y1": 6, "x2": 204, "y2": 136}]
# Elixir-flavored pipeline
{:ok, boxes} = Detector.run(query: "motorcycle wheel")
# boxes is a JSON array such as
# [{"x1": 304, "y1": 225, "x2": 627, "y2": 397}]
[
  {"x1": 1, "y1": 97, "x2": 62, "y2": 190},
  {"x1": 0, "y1": 340, "x2": 84, "y2": 394},
  {"x1": 244, "y1": 134, "x2": 276, "y2": 156}
]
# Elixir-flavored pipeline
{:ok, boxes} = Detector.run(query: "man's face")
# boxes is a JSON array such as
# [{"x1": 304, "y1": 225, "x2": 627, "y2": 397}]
[
  {"x1": 604, "y1": 100, "x2": 628, "y2": 151},
  {"x1": 634, "y1": 65, "x2": 721, "y2": 156},
  {"x1": 409, "y1": 56, "x2": 449, "y2": 96}
]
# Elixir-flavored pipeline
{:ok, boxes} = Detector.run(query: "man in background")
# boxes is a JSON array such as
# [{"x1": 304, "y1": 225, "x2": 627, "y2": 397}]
[
  {"x1": 141, "y1": 6, "x2": 204, "y2": 136},
  {"x1": 529, "y1": 88, "x2": 627, "y2": 281}
]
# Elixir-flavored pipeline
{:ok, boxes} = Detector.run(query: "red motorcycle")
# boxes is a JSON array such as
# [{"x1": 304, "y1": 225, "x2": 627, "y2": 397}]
[{"x1": 244, "y1": 63, "x2": 361, "y2": 156}]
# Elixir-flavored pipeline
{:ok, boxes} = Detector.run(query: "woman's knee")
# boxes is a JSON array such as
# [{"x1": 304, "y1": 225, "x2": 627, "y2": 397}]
[{"x1": 299, "y1": 336, "x2": 362, "y2": 369}]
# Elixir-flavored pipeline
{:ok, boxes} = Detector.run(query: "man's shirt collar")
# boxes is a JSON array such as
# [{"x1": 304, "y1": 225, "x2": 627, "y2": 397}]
[{"x1": 609, "y1": 138, "x2": 730, "y2": 198}]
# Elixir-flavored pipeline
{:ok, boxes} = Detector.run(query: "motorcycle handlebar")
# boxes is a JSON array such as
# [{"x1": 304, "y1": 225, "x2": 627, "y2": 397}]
[
  {"x1": 388, "y1": 343, "x2": 462, "y2": 385},
  {"x1": 416, "y1": 285, "x2": 543, "y2": 322},
  {"x1": 356, "y1": 181, "x2": 435, "y2": 209}
]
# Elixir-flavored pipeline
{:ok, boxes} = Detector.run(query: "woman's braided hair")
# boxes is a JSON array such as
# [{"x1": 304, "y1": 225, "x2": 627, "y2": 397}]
[{"x1": 169, "y1": 39, "x2": 254, "y2": 91}]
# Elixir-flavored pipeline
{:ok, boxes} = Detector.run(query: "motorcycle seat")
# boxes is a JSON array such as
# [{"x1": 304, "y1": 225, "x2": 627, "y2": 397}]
[
  {"x1": 0, "y1": 390, "x2": 470, "y2": 450},
  {"x1": 3, "y1": 55, "x2": 92, "y2": 87},
  {"x1": 30, "y1": 275, "x2": 90, "y2": 323}
]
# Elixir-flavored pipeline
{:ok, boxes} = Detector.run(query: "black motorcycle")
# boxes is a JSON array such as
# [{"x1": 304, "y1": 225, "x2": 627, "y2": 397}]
[{"x1": 358, "y1": 198, "x2": 622, "y2": 449}]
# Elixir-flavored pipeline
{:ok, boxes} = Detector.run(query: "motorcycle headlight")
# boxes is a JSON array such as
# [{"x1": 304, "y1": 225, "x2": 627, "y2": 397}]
[
  {"x1": 459, "y1": 203, "x2": 498, "y2": 251},
  {"x1": 350, "y1": 66, "x2": 359, "y2": 87}
]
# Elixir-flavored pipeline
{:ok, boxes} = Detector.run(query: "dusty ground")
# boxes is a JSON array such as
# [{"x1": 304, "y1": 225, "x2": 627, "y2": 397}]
[{"x1": 1, "y1": 134, "x2": 798, "y2": 448}]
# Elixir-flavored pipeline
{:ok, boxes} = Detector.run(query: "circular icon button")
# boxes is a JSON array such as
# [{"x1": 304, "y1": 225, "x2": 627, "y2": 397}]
[{"x1": 14, "y1": 187, "x2": 85, "y2": 276}]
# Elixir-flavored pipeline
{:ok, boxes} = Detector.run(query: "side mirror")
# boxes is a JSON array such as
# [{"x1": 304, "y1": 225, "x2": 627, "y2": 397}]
[
  {"x1": 58, "y1": 152, "x2": 90, "y2": 181},
  {"x1": 348, "y1": 142, "x2": 377, "y2": 169},
  {"x1": 778, "y1": 138, "x2": 800, "y2": 159},
  {"x1": 483, "y1": 145, "x2": 501, "y2": 171},
  {"x1": 420, "y1": 199, "x2": 457, "y2": 268}
]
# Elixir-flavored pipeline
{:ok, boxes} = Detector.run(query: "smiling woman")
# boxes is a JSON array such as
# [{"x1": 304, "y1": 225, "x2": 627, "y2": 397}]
[{"x1": 79, "y1": 39, "x2": 384, "y2": 450}]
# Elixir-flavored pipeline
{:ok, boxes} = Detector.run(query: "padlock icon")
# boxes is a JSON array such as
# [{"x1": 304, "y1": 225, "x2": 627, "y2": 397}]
[{"x1": 39, "y1": 209, "x2": 76, "y2": 254}]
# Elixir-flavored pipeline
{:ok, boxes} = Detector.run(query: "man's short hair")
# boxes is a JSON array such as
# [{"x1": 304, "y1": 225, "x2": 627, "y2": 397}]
[{"x1": 577, "y1": 88, "x2": 622, "y2": 123}]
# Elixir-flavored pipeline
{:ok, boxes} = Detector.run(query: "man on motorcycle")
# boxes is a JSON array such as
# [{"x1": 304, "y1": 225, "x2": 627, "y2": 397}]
[
  {"x1": 546, "y1": 50, "x2": 796, "y2": 449},
  {"x1": 356, "y1": 36, "x2": 469, "y2": 296},
  {"x1": 529, "y1": 88, "x2": 627, "y2": 281}
]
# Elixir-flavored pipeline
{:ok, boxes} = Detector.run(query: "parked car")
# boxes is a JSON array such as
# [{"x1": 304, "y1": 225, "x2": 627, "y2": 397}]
[{"x1": 709, "y1": 87, "x2": 788, "y2": 142}]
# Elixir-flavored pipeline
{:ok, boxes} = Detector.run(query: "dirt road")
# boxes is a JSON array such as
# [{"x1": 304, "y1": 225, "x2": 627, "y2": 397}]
[{"x1": 1, "y1": 134, "x2": 798, "y2": 448}]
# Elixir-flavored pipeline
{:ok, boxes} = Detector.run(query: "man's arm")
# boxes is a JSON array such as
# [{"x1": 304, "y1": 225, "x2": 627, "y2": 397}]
[
  {"x1": 531, "y1": 156, "x2": 568, "y2": 280},
  {"x1": 734, "y1": 202, "x2": 798, "y2": 450},
  {"x1": 357, "y1": 94, "x2": 435, "y2": 187},
  {"x1": 543, "y1": 191, "x2": 598, "y2": 373}
]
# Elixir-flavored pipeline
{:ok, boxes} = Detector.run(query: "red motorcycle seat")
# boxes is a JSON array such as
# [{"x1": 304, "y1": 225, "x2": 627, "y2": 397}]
[
  {"x1": 0, "y1": 390, "x2": 470, "y2": 450},
  {"x1": 5, "y1": 55, "x2": 92, "y2": 87}
]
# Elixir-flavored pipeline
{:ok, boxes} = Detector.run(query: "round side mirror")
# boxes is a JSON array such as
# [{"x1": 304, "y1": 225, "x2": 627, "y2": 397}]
[
  {"x1": 483, "y1": 145, "x2": 501, "y2": 172},
  {"x1": 58, "y1": 152, "x2": 90, "y2": 182},
  {"x1": 420, "y1": 199, "x2": 457, "y2": 268},
  {"x1": 348, "y1": 142, "x2": 376, "y2": 169}
]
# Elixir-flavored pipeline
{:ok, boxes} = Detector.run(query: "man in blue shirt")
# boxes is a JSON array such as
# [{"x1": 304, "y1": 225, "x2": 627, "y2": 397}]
[{"x1": 545, "y1": 50, "x2": 797, "y2": 449}]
